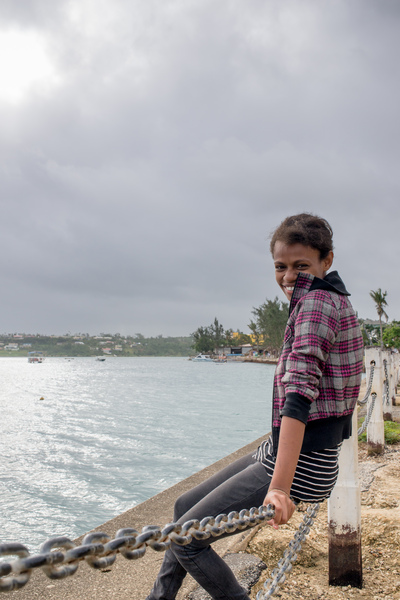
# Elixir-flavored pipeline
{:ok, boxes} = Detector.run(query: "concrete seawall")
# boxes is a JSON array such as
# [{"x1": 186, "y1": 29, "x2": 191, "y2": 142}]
[{"x1": 15, "y1": 435, "x2": 268, "y2": 600}]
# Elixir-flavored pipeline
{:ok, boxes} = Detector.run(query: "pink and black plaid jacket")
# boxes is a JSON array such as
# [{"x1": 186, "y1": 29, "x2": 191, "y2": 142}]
[{"x1": 271, "y1": 270, "x2": 364, "y2": 453}]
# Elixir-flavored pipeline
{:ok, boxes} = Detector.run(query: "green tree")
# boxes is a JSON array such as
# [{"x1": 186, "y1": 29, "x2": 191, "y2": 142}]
[
  {"x1": 248, "y1": 321, "x2": 261, "y2": 352},
  {"x1": 192, "y1": 318, "x2": 232, "y2": 354},
  {"x1": 192, "y1": 325, "x2": 215, "y2": 354},
  {"x1": 210, "y1": 318, "x2": 225, "y2": 349},
  {"x1": 250, "y1": 297, "x2": 289, "y2": 356},
  {"x1": 231, "y1": 329, "x2": 251, "y2": 346},
  {"x1": 369, "y1": 288, "x2": 389, "y2": 348},
  {"x1": 382, "y1": 321, "x2": 400, "y2": 349},
  {"x1": 224, "y1": 328, "x2": 235, "y2": 346},
  {"x1": 361, "y1": 322, "x2": 380, "y2": 346}
]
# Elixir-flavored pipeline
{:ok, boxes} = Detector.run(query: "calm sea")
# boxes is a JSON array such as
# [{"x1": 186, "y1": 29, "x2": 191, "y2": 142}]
[{"x1": 0, "y1": 357, "x2": 274, "y2": 552}]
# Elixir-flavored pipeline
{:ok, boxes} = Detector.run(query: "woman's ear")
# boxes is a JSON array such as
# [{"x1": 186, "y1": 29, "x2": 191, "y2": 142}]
[{"x1": 323, "y1": 251, "x2": 334, "y2": 272}]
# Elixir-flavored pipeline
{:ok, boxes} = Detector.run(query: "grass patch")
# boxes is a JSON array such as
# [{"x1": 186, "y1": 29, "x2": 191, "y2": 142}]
[
  {"x1": 358, "y1": 419, "x2": 400, "y2": 444},
  {"x1": 384, "y1": 421, "x2": 400, "y2": 444}
]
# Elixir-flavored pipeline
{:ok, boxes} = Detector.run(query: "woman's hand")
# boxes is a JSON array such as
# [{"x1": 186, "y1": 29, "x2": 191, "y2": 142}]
[
  {"x1": 263, "y1": 488, "x2": 296, "y2": 529},
  {"x1": 264, "y1": 416, "x2": 305, "y2": 529}
]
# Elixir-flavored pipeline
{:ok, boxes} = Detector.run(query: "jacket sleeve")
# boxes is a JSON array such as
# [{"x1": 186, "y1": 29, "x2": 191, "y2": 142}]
[{"x1": 280, "y1": 291, "x2": 340, "y2": 421}]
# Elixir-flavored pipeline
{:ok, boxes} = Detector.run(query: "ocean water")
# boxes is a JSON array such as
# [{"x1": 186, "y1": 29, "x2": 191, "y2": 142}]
[{"x1": 0, "y1": 357, "x2": 274, "y2": 552}]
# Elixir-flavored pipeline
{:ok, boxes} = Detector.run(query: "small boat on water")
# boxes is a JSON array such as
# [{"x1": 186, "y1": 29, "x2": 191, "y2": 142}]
[
  {"x1": 96, "y1": 357, "x2": 106, "y2": 361},
  {"x1": 28, "y1": 351, "x2": 44, "y2": 364},
  {"x1": 191, "y1": 354, "x2": 214, "y2": 362}
]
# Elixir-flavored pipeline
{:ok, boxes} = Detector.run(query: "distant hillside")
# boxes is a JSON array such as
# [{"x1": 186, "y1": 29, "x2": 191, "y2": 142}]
[{"x1": 0, "y1": 334, "x2": 194, "y2": 358}]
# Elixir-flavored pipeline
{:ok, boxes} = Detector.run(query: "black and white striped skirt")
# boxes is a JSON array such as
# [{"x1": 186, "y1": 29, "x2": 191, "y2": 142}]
[{"x1": 254, "y1": 437, "x2": 341, "y2": 503}]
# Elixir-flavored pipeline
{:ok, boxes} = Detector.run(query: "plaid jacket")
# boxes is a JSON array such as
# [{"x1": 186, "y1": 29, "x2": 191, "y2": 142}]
[{"x1": 271, "y1": 270, "x2": 364, "y2": 452}]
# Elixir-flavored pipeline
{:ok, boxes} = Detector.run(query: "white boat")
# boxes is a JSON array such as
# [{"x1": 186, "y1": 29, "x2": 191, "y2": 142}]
[
  {"x1": 28, "y1": 351, "x2": 44, "y2": 363},
  {"x1": 192, "y1": 354, "x2": 214, "y2": 362},
  {"x1": 96, "y1": 357, "x2": 106, "y2": 361}
]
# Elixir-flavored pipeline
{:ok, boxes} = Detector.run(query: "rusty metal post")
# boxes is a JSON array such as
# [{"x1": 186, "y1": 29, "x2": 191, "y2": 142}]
[
  {"x1": 328, "y1": 410, "x2": 362, "y2": 587},
  {"x1": 366, "y1": 347, "x2": 385, "y2": 454}
]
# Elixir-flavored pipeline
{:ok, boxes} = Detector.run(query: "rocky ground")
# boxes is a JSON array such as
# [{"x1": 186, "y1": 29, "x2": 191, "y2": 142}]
[{"x1": 247, "y1": 441, "x2": 400, "y2": 600}]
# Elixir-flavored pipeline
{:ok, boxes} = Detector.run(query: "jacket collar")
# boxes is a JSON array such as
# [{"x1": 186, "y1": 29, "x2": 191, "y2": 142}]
[{"x1": 289, "y1": 270, "x2": 350, "y2": 314}]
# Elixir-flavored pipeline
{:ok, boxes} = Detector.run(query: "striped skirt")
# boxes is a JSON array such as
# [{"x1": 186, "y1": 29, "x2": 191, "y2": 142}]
[{"x1": 254, "y1": 437, "x2": 341, "y2": 503}]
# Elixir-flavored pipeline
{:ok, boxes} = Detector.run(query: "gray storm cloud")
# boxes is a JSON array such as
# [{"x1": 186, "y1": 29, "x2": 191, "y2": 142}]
[{"x1": 1, "y1": 0, "x2": 399, "y2": 335}]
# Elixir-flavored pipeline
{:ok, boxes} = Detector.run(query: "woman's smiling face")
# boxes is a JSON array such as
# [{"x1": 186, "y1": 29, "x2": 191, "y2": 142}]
[{"x1": 273, "y1": 241, "x2": 334, "y2": 300}]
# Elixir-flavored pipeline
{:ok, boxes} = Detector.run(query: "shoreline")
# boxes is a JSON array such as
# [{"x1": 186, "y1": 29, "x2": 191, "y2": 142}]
[{"x1": 243, "y1": 356, "x2": 279, "y2": 365}]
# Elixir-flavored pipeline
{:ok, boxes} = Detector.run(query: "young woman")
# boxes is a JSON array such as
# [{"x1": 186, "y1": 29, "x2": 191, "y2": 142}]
[{"x1": 146, "y1": 213, "x2": 364, "y2": 600}]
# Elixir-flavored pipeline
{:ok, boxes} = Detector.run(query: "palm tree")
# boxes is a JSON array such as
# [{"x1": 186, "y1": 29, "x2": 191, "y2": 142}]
[{"x1": 369, "y1": 288, "x2": 389, "y2": 348}]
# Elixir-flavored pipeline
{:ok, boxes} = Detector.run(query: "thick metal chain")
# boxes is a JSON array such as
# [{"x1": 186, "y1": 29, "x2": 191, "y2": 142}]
[
  {"x1": 383, "y1": 359, "x2": 390, "y2": 406},
  {"x1": 357, "y1": 359, "x2": 377, "y2": 435},
  {"x1": 357, "y1": 392, "x2": 377, "y2": 436},
  {"x1": 358, "y1": 360, "x2": 375, "y2": 405},
  {"x1": 0, "y1": 505, "x2": 275, "y2": 593},
  {"x1": 257, "y1": 503, "x2": 320, "y2": 599}
]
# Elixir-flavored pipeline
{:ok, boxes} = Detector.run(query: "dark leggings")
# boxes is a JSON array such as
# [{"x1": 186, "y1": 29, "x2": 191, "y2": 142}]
[{"x1": 146, "y1": 451, "x2": 271, "y2": 600}]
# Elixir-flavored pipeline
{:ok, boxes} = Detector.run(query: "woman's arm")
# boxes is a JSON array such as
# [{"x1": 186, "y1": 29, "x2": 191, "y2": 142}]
[{"x1": 263, "y1": 416, "x2": 305, "y2": 529}]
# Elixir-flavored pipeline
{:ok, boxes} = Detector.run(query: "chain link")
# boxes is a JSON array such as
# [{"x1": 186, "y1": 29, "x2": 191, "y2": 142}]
[
  {"x1": 358, "y1": 360, "x2": 375, "y2": 405},
  {"x1": 357, "y1": 392, "x2": 377, "y2": 436},
  {"x1": 0, "y1": 502, "x2": 320, "y2": 598},
  {"x1": 257, "y1": 503, "x2": 320, "y2": 599},
  {"x1": 383, "y1": 359, "x2": 390, "y2": 406},
  {"x1": 0, "y1": 505, "x2": 276, "y2": 593},
  {"x1": 357, "y1": 359, "x2": 377, "y2": 435}
]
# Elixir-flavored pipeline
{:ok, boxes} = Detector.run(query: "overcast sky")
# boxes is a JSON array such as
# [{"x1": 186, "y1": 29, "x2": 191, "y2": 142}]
[{"x1": 1, "y1": 0, "x2": 399, "y2": 337}]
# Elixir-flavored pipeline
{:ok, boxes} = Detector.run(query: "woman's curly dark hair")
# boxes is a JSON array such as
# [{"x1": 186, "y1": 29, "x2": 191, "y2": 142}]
[{"x1": 270, "y1": 213, "x2": 334, "y2": 259}]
